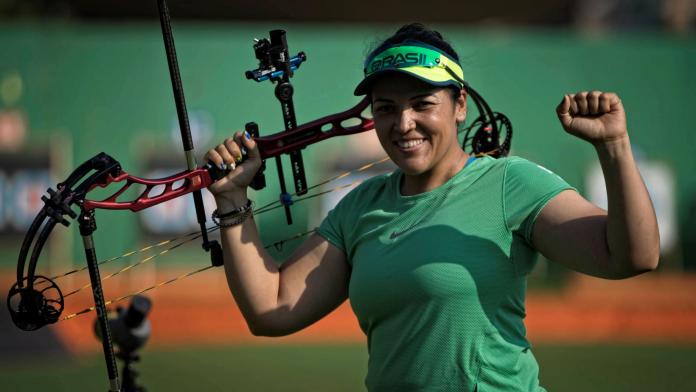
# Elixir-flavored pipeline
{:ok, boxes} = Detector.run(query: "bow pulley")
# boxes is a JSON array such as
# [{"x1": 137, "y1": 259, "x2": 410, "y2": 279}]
[
  {"x1": 462, "y1": 84, "x2": 513, "y2": 158},
  {"x1": 7, "y1": 275, "x2": 64, "y2": 332}
]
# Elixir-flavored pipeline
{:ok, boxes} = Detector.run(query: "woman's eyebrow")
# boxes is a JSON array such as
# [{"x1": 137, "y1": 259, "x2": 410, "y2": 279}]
[
  {"x1": 373, "y1": 92, "x2": 436, "y2": 103},
  {"x1": 409, "y1": 93, "x2": 436, "y2": 100}
]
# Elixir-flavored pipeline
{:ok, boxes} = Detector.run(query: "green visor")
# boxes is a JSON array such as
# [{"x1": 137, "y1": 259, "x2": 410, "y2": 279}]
[{"x1": 354, "y1": 41, "x2": 465, "y2": 96}]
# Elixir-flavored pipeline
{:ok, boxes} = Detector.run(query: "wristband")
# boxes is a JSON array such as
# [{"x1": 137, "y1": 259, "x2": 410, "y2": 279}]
[{"x1": 212, "y1": 199, "x2": 254, "y2": 227}]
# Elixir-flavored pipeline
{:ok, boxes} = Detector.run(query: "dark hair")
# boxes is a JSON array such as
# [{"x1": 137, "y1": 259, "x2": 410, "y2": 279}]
[
  {"x1": 368, "y1": 23, "x2": 463, "y2": 100},
  {"x1": 369, "y1": 23, "x2": 460, "y2": 63}
]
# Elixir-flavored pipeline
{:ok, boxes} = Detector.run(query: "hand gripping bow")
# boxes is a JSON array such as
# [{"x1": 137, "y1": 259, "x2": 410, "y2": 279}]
[{"x1": 6, "y1": 1, "x2": 373, "y2": 391}]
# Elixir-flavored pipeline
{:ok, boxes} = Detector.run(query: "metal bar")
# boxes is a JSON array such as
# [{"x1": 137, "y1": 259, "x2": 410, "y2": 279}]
[
  {"x1": 157, "y1": 0, "x2": 193, "y2": 154},
  {"x1": 157, "y1": 0, "x2": 215, "y2": 251},
  {"x1": 80, "y1": 211, "x2": 121, "y2": 392}
]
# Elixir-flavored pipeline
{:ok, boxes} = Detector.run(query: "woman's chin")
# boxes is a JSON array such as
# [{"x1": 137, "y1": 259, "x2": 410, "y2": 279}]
[
  {"x1": 396, "y1": 161, "x2": 430, "y2": 176},
  {"x1": 388, "y1": 149, "x2": 435, "y2": 177}
]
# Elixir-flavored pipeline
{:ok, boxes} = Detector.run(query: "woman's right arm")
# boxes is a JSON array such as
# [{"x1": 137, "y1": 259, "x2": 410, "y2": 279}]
[{"x1": 205, "y1": 132, "x2": 350, "y2": 337}]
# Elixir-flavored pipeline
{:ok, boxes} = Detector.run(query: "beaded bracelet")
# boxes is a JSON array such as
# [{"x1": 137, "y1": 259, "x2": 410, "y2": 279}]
[{"x1": 211, "y1": 199, "x2": 254, "y2": 228}]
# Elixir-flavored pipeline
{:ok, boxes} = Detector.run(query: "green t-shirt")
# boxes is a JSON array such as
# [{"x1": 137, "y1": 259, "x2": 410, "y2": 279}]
[{"x1": 317, "y1": 155, "x2": 574, "y2": 392}]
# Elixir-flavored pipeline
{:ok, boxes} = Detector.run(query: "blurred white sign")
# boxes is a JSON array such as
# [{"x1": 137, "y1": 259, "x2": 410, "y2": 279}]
[
  {"x1": 586, "y1": 158, "x2": 676, "y2": 253},
  {"x1": 7, "y1": 170, "x2": 52, "y2": 231},
  {"x1": 170, "y1": 110, "x2": 215, "y2": 151}
]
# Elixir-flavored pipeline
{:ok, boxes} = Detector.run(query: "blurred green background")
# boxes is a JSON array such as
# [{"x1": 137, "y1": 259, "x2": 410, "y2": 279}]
[
  {"x1": 1, "y1": 1, "x2": 696, "y2": 391},
  {"x1": 1, "y1": 22, "x2": 695, "y2": 267}
]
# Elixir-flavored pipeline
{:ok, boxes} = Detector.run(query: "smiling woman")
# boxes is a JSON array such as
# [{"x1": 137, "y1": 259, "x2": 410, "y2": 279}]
[
  {"x1": 370, "y1": 74, "x2": 467, "y2": 194},
  {"x1": 204, "y1": 22, "x2": 660, "y2": 392}
]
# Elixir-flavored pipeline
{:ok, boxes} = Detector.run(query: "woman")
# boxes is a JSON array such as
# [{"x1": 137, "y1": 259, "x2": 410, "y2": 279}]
[{"x1": 204, "y1": 24, "x2": 659, "y2": 391}]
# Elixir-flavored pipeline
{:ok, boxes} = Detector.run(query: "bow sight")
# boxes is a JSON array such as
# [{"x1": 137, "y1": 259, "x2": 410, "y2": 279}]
[
  {"x1": 245, "y1": 32, "x2": 307, "y2": 83},
  {"x1": 244, "y1": 30, "x2": 308, "y2": 224}
]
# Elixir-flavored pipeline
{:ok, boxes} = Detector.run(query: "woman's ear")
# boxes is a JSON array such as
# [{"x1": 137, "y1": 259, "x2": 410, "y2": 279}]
[{"x1": 455, "y1": 89, "x2": 467, "y2": 123}]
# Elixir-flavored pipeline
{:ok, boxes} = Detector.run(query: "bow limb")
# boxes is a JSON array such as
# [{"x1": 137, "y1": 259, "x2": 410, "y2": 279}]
[
  {"x1": 255, "y1": 97, "x2": 374, "y2": 160},
  {"x1": 81, "y1": 168, "x2": 213, "y2": 212}
]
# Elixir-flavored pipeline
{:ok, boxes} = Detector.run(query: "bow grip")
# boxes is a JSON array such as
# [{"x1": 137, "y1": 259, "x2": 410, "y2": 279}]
[
  {"x1": 205, "y1": 122, "x2": 266, "y2": 191},
  {"x1": 245, "y1": 122, "x2": 266, "y2": 191}
]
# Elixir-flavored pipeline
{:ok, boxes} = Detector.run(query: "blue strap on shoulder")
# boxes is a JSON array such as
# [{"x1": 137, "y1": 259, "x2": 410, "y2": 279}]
[{"x1": 465, "y1": 155, "x2": 477, "y2": 167}]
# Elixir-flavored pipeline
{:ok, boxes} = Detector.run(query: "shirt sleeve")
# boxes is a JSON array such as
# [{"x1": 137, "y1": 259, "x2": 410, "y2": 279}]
[
  {"x1": 316, "y1": 172, "x2": 393, "y2": 261},
  {"x1": 316, "y1": 199, "x2": 347, "y2": 254},
  {"x1": 503, "y1": 157, "x2": 576, "y2": 244}
]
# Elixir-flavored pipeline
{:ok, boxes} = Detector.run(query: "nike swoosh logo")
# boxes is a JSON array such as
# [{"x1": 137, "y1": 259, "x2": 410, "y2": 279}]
[{"x1": 389, "y1": 229, "x2": 410, "y2": 239}]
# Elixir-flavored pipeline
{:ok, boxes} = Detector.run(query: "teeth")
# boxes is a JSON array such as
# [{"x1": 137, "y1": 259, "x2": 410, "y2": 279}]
[{"x1": 397, "y1": 139, "x2": 424, "y2": 149}]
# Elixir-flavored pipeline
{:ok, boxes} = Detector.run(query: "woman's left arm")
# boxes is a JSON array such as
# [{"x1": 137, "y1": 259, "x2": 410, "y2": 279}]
[{"x1": 531, "y1": 91, "x2": 660, "y2": 279}]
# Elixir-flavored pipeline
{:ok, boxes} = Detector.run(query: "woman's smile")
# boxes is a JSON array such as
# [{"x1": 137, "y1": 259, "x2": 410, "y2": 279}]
[
  {"x1": 395, "y1": 138, "x2": 427, "y2": 150},
  {"x1": 371, "y1": 73, "x2": 467, "y2": 194}
]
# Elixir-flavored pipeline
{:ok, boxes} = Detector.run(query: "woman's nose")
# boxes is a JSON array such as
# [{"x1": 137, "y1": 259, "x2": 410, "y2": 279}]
[{"x1": 394, "y1": 109, "x2": 415, "y2": 134}]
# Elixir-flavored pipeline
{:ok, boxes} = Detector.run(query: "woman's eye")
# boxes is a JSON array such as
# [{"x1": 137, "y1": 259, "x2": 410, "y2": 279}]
[
  {"x1": 414, "y1": 101, "x2": 435, "y2": 110},
  {"x1": 373, "y1": 105, "x2": 392, "y2": 114}
]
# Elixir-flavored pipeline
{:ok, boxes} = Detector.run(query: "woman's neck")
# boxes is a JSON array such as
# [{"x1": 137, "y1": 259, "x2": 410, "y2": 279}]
[{"x1": 400, "y1": 149, "x2": 469, "y2": 196}]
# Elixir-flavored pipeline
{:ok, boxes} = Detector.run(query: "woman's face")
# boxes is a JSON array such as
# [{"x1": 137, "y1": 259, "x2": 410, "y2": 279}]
[{"x1": 371, "y1": 73, "x2": 467, "y2": 178}]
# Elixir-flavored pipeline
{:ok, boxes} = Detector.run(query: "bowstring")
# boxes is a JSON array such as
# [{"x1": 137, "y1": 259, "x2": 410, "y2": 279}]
[
  {"x1": 61, "y1": 229, "x2": 212, "y2": 298},
  {"x1": 55, "y1": 154, "x2": 390, "y2": 285},
  {"x1": 49, "y1": 228, "x2": 208, "y2": 281},
  {"x1": 253, "y1": 156, "x2": 390, "y2": 213},
  {"x1": 56, "y1": 165, "x2": 387, "y2": 298},
  {"x1": 61, "y1": 265, "x2": 214, "y2": 321},
  {"x1": 56, "y1": 155, "x2": 391, "y2": 321},
  {"x1": 254, "y1": 179, "x2": 366, "y2": 215}
]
